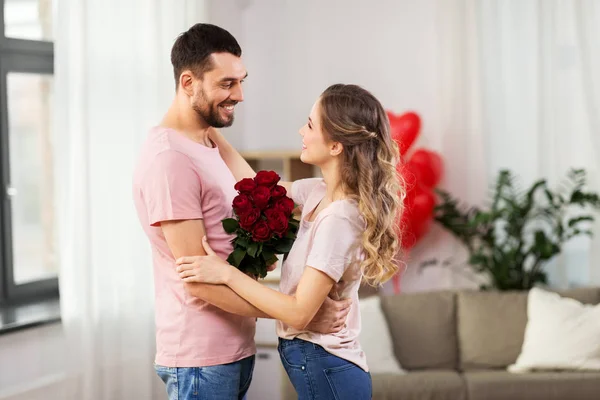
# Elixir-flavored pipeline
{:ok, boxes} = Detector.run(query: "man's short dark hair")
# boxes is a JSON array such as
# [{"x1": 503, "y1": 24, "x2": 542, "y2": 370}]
[{"x1": 171, "y1": 23, "x2": 242, "y2": 88}]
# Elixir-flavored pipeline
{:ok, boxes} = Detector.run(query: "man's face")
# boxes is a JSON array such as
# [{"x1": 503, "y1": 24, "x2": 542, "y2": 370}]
[{"x1": 190, "y1": 53, "x2": 247, "y2": 128}]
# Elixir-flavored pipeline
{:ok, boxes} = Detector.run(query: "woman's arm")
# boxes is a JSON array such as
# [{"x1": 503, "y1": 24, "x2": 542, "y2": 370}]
[
  {"x1": 177, "y1": 237, "x2": 336, "y2": 330},
  {"x1": 210, "y1": 128, "x2": 292, "y2": 192},
  {"x1": 210, "y1": 128, "x2": 256, "y2": 181}
]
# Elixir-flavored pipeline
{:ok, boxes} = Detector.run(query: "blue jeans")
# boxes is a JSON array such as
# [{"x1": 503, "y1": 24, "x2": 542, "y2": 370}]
[
  {"x1": 278, "y1": 338, "x2": 372, "y2": 400},
  {"x1": 154, "y1": 355, "x2": 255, "y2": 400}
]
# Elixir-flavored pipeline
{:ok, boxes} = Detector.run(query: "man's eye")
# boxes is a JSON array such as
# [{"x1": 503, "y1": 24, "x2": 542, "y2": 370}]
[{"x1": 222, "y1": 83, "x2": 232, "y2": 89}]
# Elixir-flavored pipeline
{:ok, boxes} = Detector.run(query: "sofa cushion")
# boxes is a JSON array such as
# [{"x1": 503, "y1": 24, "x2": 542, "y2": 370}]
[
  {"x1": 509, "y1": 287, "x2": 600, "y2": 372},
  {"x1": 457, "y1": 287, "x2": 600, "y2": 370},
  {"x1": 372, "y1": 371, "x2": 466, "y2": 400},
  {"x1": 464, "y1": 370, "x2": 600, "y2": 400},
  {"x1": 380, "y1": 290, "x2": 457, "y2": 369}
]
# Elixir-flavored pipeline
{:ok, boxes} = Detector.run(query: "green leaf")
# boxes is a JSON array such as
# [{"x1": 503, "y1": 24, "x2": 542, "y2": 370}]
[
  {"x1": 232, "y1": 248, "x2": 246, "y2": 267},
  {"x1": 261, "y1": 250, "x2": 279, "y2": 267},
  {"x1": 222, "y1": 218, "x2": 239, "y2": 234},
  {"x1": 247, "y1": 242, "x2": 259, "y2": 258},
  {"x1": 235, "y1": 237, "x2": 250, "y2": 249},
  {"x1": 275, "y1": 238, "x2": 295, "y2": 254},
  {"x1": 226, "y1": 248, "x2": 246, "y2": 267}
]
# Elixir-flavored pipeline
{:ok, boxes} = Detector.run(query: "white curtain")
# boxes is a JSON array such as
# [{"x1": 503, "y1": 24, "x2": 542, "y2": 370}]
[
  {"x1": 55, "y1": 1, "x2": 206, "y2": 398},
  {"x1": 477, "y1": 0, "x2": 600, "y2": 288},
  {"x1": 396, "y1": 0, "x2": 600, "y2": 292}
]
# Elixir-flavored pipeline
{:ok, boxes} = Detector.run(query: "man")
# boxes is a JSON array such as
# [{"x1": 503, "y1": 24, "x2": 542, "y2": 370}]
[{"x1": 132, "y1": 24, "x2": 350, "y2": 400}]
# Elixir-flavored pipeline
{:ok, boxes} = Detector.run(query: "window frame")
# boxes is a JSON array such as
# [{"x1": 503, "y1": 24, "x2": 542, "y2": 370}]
[{"x1": 0, "y1": 1, "x2": 56, "y2": 306}]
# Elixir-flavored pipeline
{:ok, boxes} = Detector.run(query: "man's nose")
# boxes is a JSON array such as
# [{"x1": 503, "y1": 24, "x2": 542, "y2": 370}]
[{"x1": 230, "y1": 84, "x2": 244, "y2": 103}]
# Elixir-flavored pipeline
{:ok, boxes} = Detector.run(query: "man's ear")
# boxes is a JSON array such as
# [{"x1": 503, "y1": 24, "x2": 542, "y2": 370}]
[
  {"x1": 330, "y1": 142, "x2": 343, "y2": 157},
  {"x1": 179, "y1": 70, "x2": 196, "y2": 97}
]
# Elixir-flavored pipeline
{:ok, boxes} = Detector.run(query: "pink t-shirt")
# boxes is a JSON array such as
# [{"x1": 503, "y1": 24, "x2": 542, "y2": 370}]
[
  {"x1": 277, "y1": 178, "x2": 369, "y2": 372},
  {"x1": 132, "y1": 126, "x2": 256, "y2": 368}
]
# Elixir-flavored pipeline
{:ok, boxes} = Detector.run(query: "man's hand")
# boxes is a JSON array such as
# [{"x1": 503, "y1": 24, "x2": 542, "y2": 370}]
[{"x1": 306, "y1": 296, "x2": 352, "y2": 334}]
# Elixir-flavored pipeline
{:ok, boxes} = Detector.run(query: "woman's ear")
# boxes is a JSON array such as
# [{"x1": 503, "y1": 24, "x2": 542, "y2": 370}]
[{"x1": 330, "y1": 142, "x2": 344, "y2": 157}]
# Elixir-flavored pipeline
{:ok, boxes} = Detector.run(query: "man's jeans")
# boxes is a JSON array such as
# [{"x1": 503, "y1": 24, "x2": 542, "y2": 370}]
[{"x1": 154, "y1": 355, "x2": 255, "y2": 400}]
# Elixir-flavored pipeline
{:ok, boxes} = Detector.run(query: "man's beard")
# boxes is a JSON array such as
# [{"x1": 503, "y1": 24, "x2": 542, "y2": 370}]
[{"x1": 193, "y1": 90, "x2": 236, "y2": 128}]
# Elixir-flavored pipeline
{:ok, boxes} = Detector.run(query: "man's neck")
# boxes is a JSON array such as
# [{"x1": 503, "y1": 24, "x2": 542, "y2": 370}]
[{"x1": 161, "y1": 98, "x2": 213, "y2": 146}]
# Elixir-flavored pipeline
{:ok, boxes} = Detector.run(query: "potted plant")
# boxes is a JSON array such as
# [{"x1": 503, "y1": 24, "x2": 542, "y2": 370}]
[{"x1": 433, "y1": 169, "x2": 600, "y2": 290}]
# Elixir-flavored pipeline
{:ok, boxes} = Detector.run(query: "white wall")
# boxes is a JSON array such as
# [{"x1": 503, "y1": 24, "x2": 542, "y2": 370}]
[{"x1": 209, "y1": 0, "x2": 443, "y2": 152}]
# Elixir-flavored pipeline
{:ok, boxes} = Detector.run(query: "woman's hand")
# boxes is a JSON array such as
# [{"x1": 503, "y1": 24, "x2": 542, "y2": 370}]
[{"x1": 176, "y1": 237, "x2": 233, "y2": 284}]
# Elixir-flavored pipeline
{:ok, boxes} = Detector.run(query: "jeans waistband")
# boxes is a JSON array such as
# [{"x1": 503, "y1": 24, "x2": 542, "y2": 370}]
[{"x1": 278, "y1": 337, "x2": 309, "y2": 349}]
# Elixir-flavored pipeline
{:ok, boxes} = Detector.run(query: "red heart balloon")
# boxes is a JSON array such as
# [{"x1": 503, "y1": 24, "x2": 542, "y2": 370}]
[
  {"x1": 406, "y1": 149, "x2": 444, "y2": 188},
  {"x1": 396, "y1": 160, "x2": 418, "y2": 192},
  {"x1": 387, "y1": 111, "x2": 421, "y2": 156},
  {"x1": 398, "y1": 182, "x2": 435, "y2": 250},
  {"x1": 411, "y1": 186, "x2": 436, "y2": 223}
]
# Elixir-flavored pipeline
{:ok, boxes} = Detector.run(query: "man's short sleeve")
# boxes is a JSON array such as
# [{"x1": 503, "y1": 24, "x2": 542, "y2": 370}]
[{"x1": 140, "y1": 150, "x2": 203, "y2": 226}]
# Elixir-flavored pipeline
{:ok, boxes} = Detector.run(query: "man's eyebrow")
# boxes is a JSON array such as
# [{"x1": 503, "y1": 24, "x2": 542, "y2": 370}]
[{"x1": 219, "y1": 72, "x2": 248, "y2": 82}]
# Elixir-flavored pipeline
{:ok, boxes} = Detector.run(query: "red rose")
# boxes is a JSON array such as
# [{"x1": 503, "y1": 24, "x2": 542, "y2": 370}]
[
  {"x1": 235, "y1": 178, "x2": 257, "y2": 194},
  {"x1": 275, "y1": 197, "x2": 295, "y2": 216},
  {"x1": 252, "y1": 186, "x2": 271, "y2": 210},
  {"x1": 255, "y1": 170, "x2": 281, "y2": 188},
  {"x1": 239, "y1": 208, "x2": 260, "y2": 230},
  {"x1": 252, "y1": 220, "x2": 272, "y2": 242},
  {"x1": 232, "y1": 194, "x2": 252, "y2": 216},
  {"x1": 271, "y1": 185, "x2": 287, "y2": 199},
  {"x1": 265, "y1": 208, "x2": 289, "y2": 236}
]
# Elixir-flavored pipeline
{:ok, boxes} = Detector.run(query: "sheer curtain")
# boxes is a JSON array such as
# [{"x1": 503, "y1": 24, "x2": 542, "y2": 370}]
[
  {"x1": 397, "y1": 0, "x2": 600, "y2": 292},
  {"x1": 477, "y1": 0, "x2": 600, "y2": 288},
  {"x1": 55, "y1": 1, "x2": 206, "y2": 398}
]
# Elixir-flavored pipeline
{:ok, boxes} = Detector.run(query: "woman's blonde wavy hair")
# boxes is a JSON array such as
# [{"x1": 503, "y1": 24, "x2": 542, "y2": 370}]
[{"x1": 319, "y1": 84, "x2": 405, "y2": 286}]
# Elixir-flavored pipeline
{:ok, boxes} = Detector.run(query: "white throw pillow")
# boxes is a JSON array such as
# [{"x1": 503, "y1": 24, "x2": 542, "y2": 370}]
[
  {"x1": 508, "y1": 287, "x2": 600, "y2": 373},
  {"x1": 359, "y1": 295, "x2": 405, "y2": 374}
]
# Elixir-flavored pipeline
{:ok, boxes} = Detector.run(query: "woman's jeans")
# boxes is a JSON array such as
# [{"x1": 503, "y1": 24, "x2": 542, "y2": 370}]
[{"x1": 278, "y1": 338, "x2": 372, "y2": 400}]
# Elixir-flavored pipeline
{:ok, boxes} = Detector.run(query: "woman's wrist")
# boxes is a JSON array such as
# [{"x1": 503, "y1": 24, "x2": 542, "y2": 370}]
[{"x1": 222, "y1": 264, "x2": 237, "y2": 285}]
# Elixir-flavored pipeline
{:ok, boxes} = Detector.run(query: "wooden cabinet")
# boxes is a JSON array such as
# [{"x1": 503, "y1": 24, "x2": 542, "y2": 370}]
[
  {"x1": 240, "y1": 150, "x2": 318, "y2": 181},
  {"x1": 248, "y1": 281, "x2": 286, "y2": 400}
]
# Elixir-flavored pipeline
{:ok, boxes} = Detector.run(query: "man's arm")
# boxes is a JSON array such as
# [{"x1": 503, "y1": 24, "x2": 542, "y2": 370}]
[{"x1": 161, "y1": 218, "x2": 270, "y2": 318}]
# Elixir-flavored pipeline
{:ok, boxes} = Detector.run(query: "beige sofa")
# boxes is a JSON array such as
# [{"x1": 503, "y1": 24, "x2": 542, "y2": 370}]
[{"x1": 282, "y1": 287, "x2": 600, "y2": 400}]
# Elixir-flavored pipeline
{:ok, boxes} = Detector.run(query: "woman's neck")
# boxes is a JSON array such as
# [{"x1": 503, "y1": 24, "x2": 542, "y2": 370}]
[{"x1": 320, "y1": 160, "x2": 345, "y2": 202}]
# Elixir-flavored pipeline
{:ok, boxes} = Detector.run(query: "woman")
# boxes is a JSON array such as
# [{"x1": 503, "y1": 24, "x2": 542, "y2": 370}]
[{"x1": 176, "y1": 84, "x2": 404, "y2": 399}]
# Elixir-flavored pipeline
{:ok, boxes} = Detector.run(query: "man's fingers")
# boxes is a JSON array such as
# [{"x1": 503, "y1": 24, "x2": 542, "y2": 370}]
[{"x1": 334, "y1": 299, "x2": 352, "y2": 311}]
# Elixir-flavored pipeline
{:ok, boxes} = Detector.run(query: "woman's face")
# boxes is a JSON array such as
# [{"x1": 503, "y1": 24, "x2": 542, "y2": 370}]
[{"x1": 299, "y1": 100, "x2": 336, "y2": 167}]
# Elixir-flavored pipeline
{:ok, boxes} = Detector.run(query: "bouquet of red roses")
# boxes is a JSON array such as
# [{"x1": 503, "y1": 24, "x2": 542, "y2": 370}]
[{"x1": 222, "y1": 170, "x2": 299, "y2": 278}]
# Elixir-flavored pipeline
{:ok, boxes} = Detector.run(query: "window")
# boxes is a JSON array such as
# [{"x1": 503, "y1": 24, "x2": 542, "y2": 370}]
[{"x1": 0, "y1": 0, "x2": 55, "y2": 305}]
